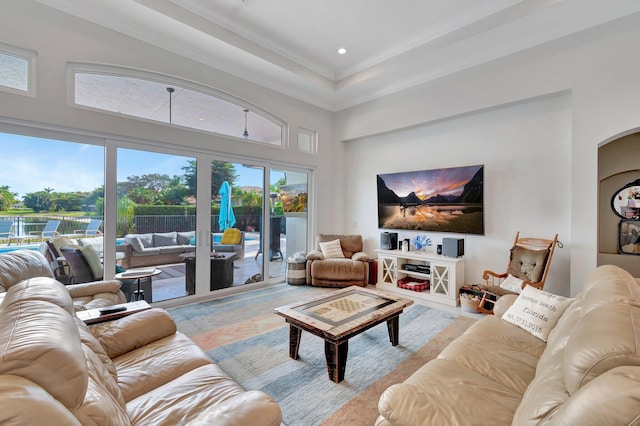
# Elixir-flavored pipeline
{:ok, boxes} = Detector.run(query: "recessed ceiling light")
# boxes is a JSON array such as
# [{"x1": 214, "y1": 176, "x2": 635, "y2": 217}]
[{"x1": 337, "y1": 47, "x2": 347, "y2": 55}]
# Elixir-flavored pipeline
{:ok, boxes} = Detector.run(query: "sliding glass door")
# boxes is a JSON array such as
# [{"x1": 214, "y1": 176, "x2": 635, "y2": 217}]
[
  {"x1": 0, "y1": 127, "x2": 311, "y2": 304},
  {"x1": 270, "y1": 168, "x2": 308, "y2": 279},
  {"x1": 115, "y1": 147, "x2": 196, "y2": 303}
]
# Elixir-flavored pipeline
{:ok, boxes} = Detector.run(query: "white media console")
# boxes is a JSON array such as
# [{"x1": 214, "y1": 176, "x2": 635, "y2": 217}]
[{"x1": 375, "y1": 249, "x2": 465, "y2": 307}]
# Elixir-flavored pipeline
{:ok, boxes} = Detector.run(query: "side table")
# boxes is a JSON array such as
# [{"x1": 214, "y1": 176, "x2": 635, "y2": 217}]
[
  {"x1": 286, "y1": 260, "x2": 306, "y2": 285},
  {"x1": 179, "y1": 252, "x2": 237, "y2": 292},
  {"x1": 114, "y1": 268, "x2": 161, "y2": 301}
]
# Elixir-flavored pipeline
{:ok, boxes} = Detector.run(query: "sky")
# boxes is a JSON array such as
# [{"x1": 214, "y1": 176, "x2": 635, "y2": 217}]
[
  {"x1": 0, "y1": 133, "x2": 282, "y2": 198},
  {"x1": 379, "y1": 165, "x2": 482, "y2": 199}
]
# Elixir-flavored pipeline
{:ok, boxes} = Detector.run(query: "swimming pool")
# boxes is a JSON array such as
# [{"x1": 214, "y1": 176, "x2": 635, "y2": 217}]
[{"x1": 0, "y1": 244, "x2": 40, "y2": 254}]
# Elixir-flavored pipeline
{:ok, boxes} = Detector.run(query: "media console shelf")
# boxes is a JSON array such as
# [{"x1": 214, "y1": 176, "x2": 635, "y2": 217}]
[{"x1": 375, "y1": 249, "x2": 465, "y2": 307}]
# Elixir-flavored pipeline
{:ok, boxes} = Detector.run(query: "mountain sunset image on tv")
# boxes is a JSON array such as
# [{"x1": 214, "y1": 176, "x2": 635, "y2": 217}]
[{"x1": 377, "y1": 165, "x2": 484, "y2": 234}]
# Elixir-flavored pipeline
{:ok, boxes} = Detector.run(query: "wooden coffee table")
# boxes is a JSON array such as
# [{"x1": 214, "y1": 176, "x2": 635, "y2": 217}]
[{"x1": 273, "y1": 286, "x2": 413, "y2": 383}]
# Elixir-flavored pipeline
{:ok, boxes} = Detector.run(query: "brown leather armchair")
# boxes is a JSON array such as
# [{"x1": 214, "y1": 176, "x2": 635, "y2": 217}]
[{"x1": 305, "y1": 234, "x2": 370, "y2": 287}]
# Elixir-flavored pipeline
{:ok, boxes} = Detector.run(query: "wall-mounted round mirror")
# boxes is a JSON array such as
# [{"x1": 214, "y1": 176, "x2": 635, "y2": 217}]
[{"x1": 611, "y1": 178, "x2": 640, "y2": 220}]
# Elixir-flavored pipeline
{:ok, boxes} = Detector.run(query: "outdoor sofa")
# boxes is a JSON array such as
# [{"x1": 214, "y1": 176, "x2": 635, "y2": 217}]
[
  {"x1": 119, "y1": 231, "x2": 196, "y2": 269},
  {"x1": 376, "y1": 264, "x2": 640, "y2": 425},
  {"x1": 0, "y1": 272, "x2": 282, "y2": 424}
]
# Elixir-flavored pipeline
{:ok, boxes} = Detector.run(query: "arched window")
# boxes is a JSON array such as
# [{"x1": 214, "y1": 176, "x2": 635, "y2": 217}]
[{"x1": 71, "y1": 65, "x2": 285, "y2": 145}]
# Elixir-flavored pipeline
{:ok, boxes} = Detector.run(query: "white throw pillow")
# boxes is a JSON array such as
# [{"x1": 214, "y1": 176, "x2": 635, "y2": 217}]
[
  {"x1": 79, "y1": 245, "x2": 103, "y2": 280},
  {"x1": 501, "y1": 285, "x2": 574, "y2": 342},
  {"x1": 319, "y1": 239, "x2": 345, "y2": 259},
  {"x1": 500, "y1": 274, "x2": 524, "y2": 294}
]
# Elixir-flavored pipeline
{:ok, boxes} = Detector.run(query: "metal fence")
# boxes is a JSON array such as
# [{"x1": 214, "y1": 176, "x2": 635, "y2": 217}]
[
  {"x1": 3, "y1": 214, "x2": 284, "y2": 237},
  {"x1": 4, "y1": 216, "x2": 98, "y2": 237},
  {"x1": 132, "y1": 215, "x2": 284, "y2": 235}
]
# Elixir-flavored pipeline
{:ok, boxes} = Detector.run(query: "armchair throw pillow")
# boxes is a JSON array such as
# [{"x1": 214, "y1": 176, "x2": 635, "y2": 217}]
[
  {"x1": 499, "y1": 274, "x2": 524, "y2": 294},
  {"x1": 501, "y1": 285, "x2": 574, "y2": 342},
  {"x1": 220, "y1": 228, "x2": 241, "y2": 245},
  {"x1": 319, "y1": 239, "x2": 345, "y2": 259}
]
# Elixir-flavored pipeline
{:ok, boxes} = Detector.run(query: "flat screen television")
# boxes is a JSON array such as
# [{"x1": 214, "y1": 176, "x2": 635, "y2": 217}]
[{"x1": 377, "y1": 164, "x2": 484, "y2": 234}]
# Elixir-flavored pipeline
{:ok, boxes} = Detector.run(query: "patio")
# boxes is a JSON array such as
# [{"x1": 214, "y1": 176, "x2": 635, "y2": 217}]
[
  {"x1": 0, "y1": 232, "x2": 289, "y2": 304},
  {"x1": 151, "y1": 233, "x2": 288, "y2": 302}
]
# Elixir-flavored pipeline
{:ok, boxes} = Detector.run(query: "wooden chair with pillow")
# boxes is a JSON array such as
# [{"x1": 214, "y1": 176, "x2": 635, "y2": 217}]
[
  {"x1": 474, "y1": 232, "x2": 559, "y2": 314},
  {"x1": 305, "y1": 234, "x2": 371, "y2": 288}
]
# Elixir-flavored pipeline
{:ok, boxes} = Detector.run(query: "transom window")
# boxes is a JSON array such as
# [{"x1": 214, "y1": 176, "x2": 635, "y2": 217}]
[
  {"x1": 72, "y1": 66, "x2": 285, "y2": 145},
  {"x1": 0, "y1": 43, "x2": 36, "y2": 96}
]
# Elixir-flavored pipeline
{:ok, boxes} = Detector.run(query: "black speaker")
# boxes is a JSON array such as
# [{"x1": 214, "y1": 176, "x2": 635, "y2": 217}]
[
  {"x1": 380, "y1": 232, "x2": 398, "y2": 250},
  {"x1": 437, "y1": 244, "x2": 442, "y2": 255},
  {"x1": 443, "y1": 238, "x2": 464, "y2": 258}
]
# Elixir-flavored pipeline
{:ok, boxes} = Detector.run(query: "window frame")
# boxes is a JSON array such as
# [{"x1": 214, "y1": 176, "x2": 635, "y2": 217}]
[
  {"x1": 297, "y1": 127, "x2": 317, "y2": 154},
  {"x1": 68, "y1": 63, "x2": 287, "y2": 147},
  {"x1": 0, "y1": 43, "x2": 36, "y2": 97}
]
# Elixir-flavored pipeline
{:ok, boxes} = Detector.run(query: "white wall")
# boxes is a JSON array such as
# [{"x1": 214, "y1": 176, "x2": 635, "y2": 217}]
[
  {"x1": 336, "y1": 13, "x2": 640, "y2": 295},
  {"x1": 345, "y1": 94, "x2": 572, "y2": 296}
]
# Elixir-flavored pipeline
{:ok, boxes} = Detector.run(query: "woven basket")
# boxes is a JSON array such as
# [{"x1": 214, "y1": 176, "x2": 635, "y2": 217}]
[{"x1": 459, "y1": 293, "x2": 481, "y2": 313}]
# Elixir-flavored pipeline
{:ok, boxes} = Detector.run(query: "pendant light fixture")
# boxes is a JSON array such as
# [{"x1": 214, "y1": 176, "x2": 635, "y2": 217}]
[
  {"x1": 167, "y1": 87, "x2": 175, "y2": 123},
  {"x1": 243, "y1": 108, "x2": 249, "y2": 138}
]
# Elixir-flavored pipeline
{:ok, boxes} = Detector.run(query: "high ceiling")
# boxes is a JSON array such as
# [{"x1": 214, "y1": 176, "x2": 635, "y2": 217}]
[{"x1": 35, "y1": 0, "x2": 640, "y2": 111}]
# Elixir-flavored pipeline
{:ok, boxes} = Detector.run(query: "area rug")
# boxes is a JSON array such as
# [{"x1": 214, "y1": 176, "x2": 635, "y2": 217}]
[{"x1": 168, "y1": 284, "x2": 476, "y2": 426}]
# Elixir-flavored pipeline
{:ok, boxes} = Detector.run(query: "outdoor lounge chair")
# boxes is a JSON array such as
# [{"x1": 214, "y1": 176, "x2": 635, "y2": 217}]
[
  {"x1": 0, "y1": 220, "x2": 15, "y2": 243},
  {"x1": 29, "y1": 219, "x2": 61, "y2": 241},
  {"x1": 74, "y1": 218, "x2": 103, "y2": 237}
]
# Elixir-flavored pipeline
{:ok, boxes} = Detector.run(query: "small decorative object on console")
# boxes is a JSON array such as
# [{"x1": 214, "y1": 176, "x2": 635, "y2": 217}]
[{"x1": 411, "y1": 234, "x2": 432, "y2": 251}]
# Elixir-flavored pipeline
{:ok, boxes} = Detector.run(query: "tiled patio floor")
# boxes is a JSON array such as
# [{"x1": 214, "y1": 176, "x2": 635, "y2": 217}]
[{"x1": 152, "y1": 238, "x2": 288, "y2": 302}]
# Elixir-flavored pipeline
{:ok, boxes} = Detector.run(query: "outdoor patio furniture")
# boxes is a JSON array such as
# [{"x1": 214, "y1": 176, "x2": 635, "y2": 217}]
[
  {"x1": 119, "y1": 231, "x2": 196, "y2": 269},
  {"x1": 0, "y1": 220, "x2": 15, "y2": 243},
  {"x1": 29, "y1": 219, "x2": 61, "y2": 241},
  {"x1": 74, "y1": 218, "x2": 103, "y2": 237},
  {"x1": 0, "y1": 249, "x2": 125, "y2": 311},
  {"x1": 254, "y1": 216, "x2": 283, "y2": 260},
  {"x1": 213, "y1": 228, "x2": 245, "y2": 258},
  {"x1": 45, "y1": 241, "x2": 72, "y2": 284},
  {"x1": 60, "y1": 246, "x2": 98, "y2": 284}
]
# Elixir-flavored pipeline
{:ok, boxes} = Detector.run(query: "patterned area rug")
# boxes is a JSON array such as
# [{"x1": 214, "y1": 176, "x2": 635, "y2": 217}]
[{"x1": 168, "y1": 284, "x2": 476, "y2": 426}]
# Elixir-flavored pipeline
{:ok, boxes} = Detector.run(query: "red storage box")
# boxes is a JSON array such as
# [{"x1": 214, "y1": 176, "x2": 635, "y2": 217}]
[{"x1": 397, "y1": 276, "x2": 429, "y2": 292}]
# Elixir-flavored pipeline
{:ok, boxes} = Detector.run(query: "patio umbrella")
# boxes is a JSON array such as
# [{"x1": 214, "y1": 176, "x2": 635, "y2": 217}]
[{"x1": 218, "y1": 181, "x2": 236, "y2": 231}]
